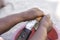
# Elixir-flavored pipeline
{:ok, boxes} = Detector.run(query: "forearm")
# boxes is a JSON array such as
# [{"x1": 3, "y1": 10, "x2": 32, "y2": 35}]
[
  {"x1": 30, "y1": 26, "x2": 47, "y2": 40},
  {"x1": 0, "y1": 8, "x2": 44, "y2": 35},
  {"x1": 0, "y1": 12, "x2": 36, "y2": 34}
]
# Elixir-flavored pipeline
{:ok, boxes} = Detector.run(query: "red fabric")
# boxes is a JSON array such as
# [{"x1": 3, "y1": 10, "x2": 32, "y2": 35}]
[{"x1": 47, "y1": 28, "x2": 58, "y2": 40}]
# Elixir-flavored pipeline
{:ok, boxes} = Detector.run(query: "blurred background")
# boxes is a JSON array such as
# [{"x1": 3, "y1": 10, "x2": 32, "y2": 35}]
[{"x1": 0, "y1": 0, "x2": 60, "y2": 40}]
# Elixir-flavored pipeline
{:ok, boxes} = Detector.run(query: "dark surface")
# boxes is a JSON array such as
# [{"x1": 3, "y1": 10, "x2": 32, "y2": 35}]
[{"x1": 17, "y1": 28, "x2": 31, "y2": 40}]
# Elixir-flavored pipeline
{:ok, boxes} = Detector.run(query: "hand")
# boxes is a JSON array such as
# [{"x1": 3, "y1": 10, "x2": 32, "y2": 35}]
[
  {"x1": 19, "y1": 8, "x2": 44, "y2": 21},
  {"x1": 39, "y1": 15, "x2": 52, "y2": 32},
  {"x1": 30, "y1": 15, "x2": 52, "y2": 40}
]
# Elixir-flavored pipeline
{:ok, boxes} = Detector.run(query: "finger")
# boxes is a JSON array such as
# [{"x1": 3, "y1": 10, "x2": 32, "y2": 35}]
[
  {"x1": 22, "y1": 8, "x2": 44, "y2": 21},
  {"x1": 45, "y1": 15, "x2": 53, "y2": 32},
  {"x1": 47, "y1": 21, "x2": 53, "y2": 32},
  {"x1": 29, "y1": 8, "x2": 44, "y2": 17},
  {"x1": 42, "y1": 15, "x2": 50, "y2": 22},
  {"x1": 39, "y1": 15, "x2": 53, "y2": 32},
  {"x1": 39, "y1": 15, "x2": 50, "y2": 28}
]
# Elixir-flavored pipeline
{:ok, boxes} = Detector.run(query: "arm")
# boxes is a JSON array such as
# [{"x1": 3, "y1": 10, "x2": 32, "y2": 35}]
[{"x1": 0, "y1": 8, "x2": 44, "y2": 35}]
